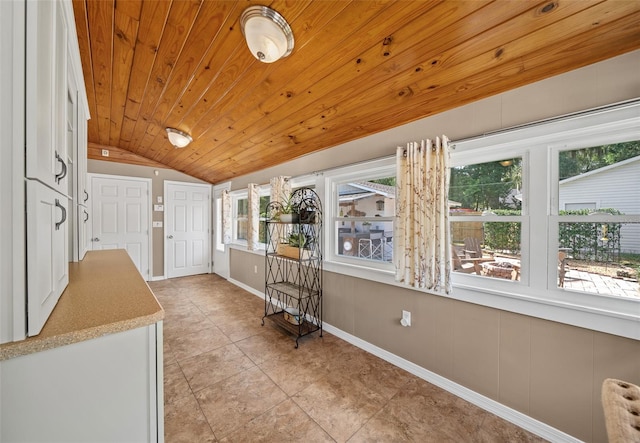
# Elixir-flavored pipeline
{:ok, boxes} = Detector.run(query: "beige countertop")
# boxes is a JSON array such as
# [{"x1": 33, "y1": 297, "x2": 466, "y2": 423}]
[{"x1": 0, "y1": 249, "x2": 164, "y2": 361}]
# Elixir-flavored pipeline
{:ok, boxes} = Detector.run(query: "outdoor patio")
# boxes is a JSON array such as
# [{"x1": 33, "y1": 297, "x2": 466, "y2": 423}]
[{"x1": 562, "y1": 268, "x2": 639, "y2": 299}]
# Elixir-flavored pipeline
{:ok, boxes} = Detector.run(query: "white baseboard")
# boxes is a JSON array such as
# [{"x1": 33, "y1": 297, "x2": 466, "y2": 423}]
[
  {"x1": 229, "y1": 279, "x2": 580, "y2": 443},
  {"x1": 149, "y1": 275, "x2": 166, "y2": 281}
]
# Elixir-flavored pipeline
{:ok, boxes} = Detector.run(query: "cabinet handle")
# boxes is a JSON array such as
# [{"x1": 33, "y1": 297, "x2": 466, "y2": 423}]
[
  {"x1": 83, "y1": 190, "x2": 89, "y2": 202},
  {"x1": 83, "y1": 210, "x2": 89, "y2": 222},
  {"x1": 54, "y1": 199, "x2": 66, "y2": 231},
  {"x1": 55, "y1": 151, "x2": 67, "y2": 184}
]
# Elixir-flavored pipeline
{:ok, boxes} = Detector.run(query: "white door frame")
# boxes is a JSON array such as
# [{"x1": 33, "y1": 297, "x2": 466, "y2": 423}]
[
  {"x1": 212, "y1": 182, "x2": 231, "y2": 279},
  {"x1": 88, "y1": 173, "x2": 152, "y2": 281},
  {"x1": 163, "y1": 180, "x2": 212, "y2": 278}
]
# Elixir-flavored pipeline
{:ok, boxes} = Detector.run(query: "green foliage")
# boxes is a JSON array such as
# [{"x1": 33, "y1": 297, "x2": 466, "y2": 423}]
[
  {"x1": 369, "y1": 177, "x2": 396, "y2": 187},
  {"x1": 287, "y1": 232, "x2": 307, "y2": 248},
  {"x1": 558, "y1": 209, "x2": 622, "y2": 260},
  {"x1": 449, "y1": 159, "x2": 522, "y2": 211},
  {"x1": 483, "y1": 210, "x2": 522, "y2": 253}
]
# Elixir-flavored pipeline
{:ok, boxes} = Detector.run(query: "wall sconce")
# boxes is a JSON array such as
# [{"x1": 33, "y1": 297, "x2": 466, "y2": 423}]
[
  {"x1": 166, "y1": 128, "x2": 192, "y2": 148},
  {"x1": 376, "y1": 199, "x2": 385, "y2": 211},
  {"x1": 240, "y1": 6, "x2": 294, "y2": 63}
]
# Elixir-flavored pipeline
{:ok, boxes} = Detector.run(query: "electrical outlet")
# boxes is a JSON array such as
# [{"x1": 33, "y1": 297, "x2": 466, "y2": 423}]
[{"x1": 101, "y1": 149, "x2": 109, "y2": 157}]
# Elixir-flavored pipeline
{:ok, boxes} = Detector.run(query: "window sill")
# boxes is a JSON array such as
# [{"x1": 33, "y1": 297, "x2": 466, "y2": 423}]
[{"x1": 228, "y1": 243, "x2": 266, "y2": 256}]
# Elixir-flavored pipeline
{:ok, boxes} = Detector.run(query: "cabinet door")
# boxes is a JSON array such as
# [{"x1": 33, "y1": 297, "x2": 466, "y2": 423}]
[
  {"x1": 25, "y1": 0, "x2": 69, "y2": 193},
  {"x1": 26, "y1": 181, "x2": 69, "y2": 336}
]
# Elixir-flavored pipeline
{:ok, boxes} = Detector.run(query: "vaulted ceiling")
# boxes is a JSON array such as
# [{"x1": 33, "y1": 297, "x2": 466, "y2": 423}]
[{"x1": 72, "y1": 0, "x2": 640, "y2": 184}]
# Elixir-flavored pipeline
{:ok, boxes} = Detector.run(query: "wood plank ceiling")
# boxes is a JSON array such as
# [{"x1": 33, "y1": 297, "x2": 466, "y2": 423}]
[{"x1": 72, "y1": 0, "x2": 640, "y2": 184}]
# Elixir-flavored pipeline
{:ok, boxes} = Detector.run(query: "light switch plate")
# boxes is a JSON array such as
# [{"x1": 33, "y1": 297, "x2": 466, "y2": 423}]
[
  {"x1": 157, "y1": 196, "x2": 163, "y2": 203},
  {"x1": 153, "y1": 204, "x2": 164, "y2": 211},
  {"x1": 152, "y1": 221, "x2": 163, "y2": 228}
]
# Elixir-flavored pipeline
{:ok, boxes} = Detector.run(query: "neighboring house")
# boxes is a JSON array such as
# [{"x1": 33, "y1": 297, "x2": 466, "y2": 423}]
[{"x1": 559, "y1": 155, "x2": 640, "y2": 254}]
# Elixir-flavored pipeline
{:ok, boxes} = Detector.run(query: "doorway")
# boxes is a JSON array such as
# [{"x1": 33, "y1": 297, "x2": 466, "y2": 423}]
[
  {"x1": 164, "y1": 181, "x2": 211, "y2": 278},
  {"x1": 89, "y1": 174, "x2": 151, "y2": 280}
]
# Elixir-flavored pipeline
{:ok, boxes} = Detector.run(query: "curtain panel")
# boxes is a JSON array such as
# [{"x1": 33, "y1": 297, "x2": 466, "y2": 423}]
[
  {"x1": 270, "y1": 176, "x2": 291, "y2": 205},
  {"x1": 221, "y1": 189, "x2": 232, "y2": 244},
  {"x1": 247, "y1": 183, "x2": 260, "y2": 250},
  {"x1": 394, "y1": 136, "x2": 452, "y2": 293}
]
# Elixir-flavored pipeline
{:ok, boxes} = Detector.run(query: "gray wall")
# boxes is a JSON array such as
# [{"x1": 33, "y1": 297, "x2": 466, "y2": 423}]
[
  {"x1": 87, "y1": 160, "x2": 207, "y2": 277},
  {"x1": 228, "y1": 50, "x2": 640, "y2": 442}
]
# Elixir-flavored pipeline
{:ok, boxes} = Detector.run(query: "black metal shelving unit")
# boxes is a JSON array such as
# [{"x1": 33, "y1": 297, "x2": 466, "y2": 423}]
[{"x1": 262, "y1": 187, "x2": 322, "y2": 348}]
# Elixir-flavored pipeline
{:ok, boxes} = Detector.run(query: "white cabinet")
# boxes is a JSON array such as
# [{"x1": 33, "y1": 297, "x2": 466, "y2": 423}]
[
  {"x1": 1, "y1": 324, "x2": 163, "y2": 442},
  {"x1": 26, "y1": 181, "x2": 69, "y2": 336},
  {"x1": 25, "y1": 0, "x2": 69, "y2": 194}
]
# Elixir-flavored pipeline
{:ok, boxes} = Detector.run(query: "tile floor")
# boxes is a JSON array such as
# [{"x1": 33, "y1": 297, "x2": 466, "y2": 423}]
[{"x1": 150, "y1": 274, "x2": 547, "y2": 442}]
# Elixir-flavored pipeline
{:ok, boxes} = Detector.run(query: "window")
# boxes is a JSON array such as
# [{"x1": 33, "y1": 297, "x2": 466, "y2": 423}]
[
  {"x1": 234, "y1": 196, "x2": 248, "y2": 242},
  {"x1": 326, "y1": 158, "x2": 396, "y2": 270},
  {"x1": 258, "y1": 195, "x2": 270, "y2": 244},
  {"x1": 449, "y1": 157, "x2": 525, "y2": 281},
  {"x1": 553, "y1": 142, "x2": 640, "y2": 296},
  {"x1": 451, "y1": 102, "x2": 640, "y2": 338}
]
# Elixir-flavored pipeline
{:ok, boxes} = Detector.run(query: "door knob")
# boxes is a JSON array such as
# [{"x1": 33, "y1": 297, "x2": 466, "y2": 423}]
[
  {"x1": 167, "y1": 235, "x2": 173, "y2": 239},
  {"x1": 92, "y1": 237, "x2": 100, "y2": 242}
]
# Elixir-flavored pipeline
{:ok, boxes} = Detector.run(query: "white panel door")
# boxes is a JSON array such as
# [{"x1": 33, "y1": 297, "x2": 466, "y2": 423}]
[
  {"x1": 90, "y1": 175, "x2": 150, "y2": 280},
  {"x1": 166, "y1": 182, "x2": 211, "y2": 278}
]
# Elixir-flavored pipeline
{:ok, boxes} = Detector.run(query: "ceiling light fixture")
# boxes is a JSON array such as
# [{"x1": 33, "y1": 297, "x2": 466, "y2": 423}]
[
  {"x1": 166, "y1": 127, "x2": 192, "y2": 148},
  {"x1": 240, "y1": 5, "x2": 294, "y2": 63}
]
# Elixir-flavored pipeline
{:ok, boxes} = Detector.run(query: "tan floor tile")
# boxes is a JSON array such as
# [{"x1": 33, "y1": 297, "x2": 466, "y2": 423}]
[
  {"x1": 164, "y1": 392, "x2": 216, "y2": 443},
  {"x1": 168, "y1": 325, "x2": 232, "y2": 361},
  {"x1": 234, "y1": 326, "x2": 300, "y2": 365},
  {"x1": 195, "y1": 366, "x2": 288, "y2": 439},
  {"x1": 476, "y1": 414, "x2": 549, "y2": 443},
  {"x1": 292, "y1": 372, "x2": 387, "y2": 442},
  {"x1": 219, "y1": 399, "x2": 333, "y2": 443},
  {"x1": 164, "y1": 308, "x2": 215, "y2": 342},
  {"x1": 164, "y1": 362, "x2": 192, "y2": 405},
  {"x1": 259, "y1": 349, "x2": 326, "y2": 396},
  {"x1": 179, "y1": 343, "x2": 255, "y2": 393}
]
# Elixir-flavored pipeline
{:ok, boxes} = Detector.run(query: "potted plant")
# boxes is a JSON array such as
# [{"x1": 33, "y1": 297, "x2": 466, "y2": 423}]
[
  {"x1": 277, "y1": 193, "x2": 298, "y2": 223},
  {"x1": 278, "y1": 231, "x2": 310, "y2": 259}
]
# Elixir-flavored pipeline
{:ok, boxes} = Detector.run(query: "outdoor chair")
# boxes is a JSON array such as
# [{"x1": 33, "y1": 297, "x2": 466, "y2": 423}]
[
  {"x1": 359, "y1": 232, "x2": 384, "y2": 260},
  {"x1": 463, "y1": 237, "x2": 483, "y2": 258},
  {"x1": 558, "y1": 251, "x2": 568, "y2": 287}
]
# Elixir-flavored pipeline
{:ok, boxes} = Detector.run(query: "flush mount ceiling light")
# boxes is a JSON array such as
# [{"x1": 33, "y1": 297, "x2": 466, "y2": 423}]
[
  {"x1": 166, "y1": 127, "x2": 192, "y2": 148},
  {"x1": 240, "y1": 5, "x2": 294, "y2": 63}
]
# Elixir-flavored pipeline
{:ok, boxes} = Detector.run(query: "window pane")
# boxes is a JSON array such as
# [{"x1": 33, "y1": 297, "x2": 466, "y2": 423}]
[
  {"x1": 336, "y1": 221, "x2": 393, "y2": 262},
  {"x1": 449, "y1": 158, "x2": 522, "y2": 215},
  {"x1": 237, "y1": 219, "x2": 248, "y2": 241},
  {"x1": 338, "y1": 178, "x2": 396, "y2": 217},
  {"x1": 559, "y1": 222, "x2": 639, "y2": 297},
  {"x1": 236, "y1": 198, "x2": 248, "y2": 217},
  {"x1": 558, "y1": 141, "x2": 640, "y2": 215},
  {"x1": 451, "y1": 221, "x2": 521, "y2": 280},
  {"x1": 259, "y1": 196, "x2": 270, "y2": 244}
]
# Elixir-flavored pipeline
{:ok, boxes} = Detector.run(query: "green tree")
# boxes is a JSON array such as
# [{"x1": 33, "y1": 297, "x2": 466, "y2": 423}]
[{"x1": 449, "y1": 159, "x2": 521, "y2": 211}]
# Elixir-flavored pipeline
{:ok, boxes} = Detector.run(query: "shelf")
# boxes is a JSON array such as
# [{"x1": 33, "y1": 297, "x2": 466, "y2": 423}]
[
  {"x1": 267, "y1": 281, "x2": 319, "y2": 299},
  {"x1": 266, "y1": 252, "x2": 318, "y2": 262},
  {"x1": 263, "y1": 312, "x2": 320, "y2": 337}
]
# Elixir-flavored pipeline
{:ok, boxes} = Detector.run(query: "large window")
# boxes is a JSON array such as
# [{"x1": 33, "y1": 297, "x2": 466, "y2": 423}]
[
  {"x1": 553, "y1": 142, "x2": 640, "y2": 297},
  {"x1": 326, "y1": 159, "x2": 395, "y2": 270},
  {"x1": 233, "y1": 196, "x2": 248, "y2": 242},
  {"x1": 449, "y1": 157, "x2": 524, "y2": 281}
]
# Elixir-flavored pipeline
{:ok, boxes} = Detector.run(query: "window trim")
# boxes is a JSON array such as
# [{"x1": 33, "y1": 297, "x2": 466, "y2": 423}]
[{"x1": 230, "y1": 190, "x2": 248, "y2": 247}]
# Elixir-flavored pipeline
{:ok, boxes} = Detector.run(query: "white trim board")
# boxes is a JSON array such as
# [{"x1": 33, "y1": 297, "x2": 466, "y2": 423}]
[{"x1": 228, "y1": 278, "x2": 580, "y2": 443}]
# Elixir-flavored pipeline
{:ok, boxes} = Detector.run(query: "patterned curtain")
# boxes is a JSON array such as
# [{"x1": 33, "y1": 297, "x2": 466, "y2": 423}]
[
  {"x1": 270, "y1": 176, "x2": 291, "y2": 204},
  {"x1": 247, "y1": 183, "x2": 260, "y2": 250},
  {"x1": 394, "y1": 136, "x2": 452, "y2": 292},
  {"x1": 221, "y1": 189, "x2": 232, "y2": 244}
]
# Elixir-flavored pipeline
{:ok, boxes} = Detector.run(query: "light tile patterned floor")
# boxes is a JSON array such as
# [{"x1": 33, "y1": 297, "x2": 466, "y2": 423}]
[{"x1": 150, "y1": 274, "x2": 547, "y2": 442}]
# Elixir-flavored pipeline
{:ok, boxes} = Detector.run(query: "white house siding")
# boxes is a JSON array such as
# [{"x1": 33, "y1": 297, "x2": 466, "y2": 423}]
[{"x1": 559, "y1": 156, "x2": 640, "y2": 254}]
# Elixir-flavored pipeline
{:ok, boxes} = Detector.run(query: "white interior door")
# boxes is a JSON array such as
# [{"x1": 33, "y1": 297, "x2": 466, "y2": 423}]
[
  {"x1": 165, "y1": 181, "x2": 211, "y2": 278},
  {"x1": 212, "y1": 183, "x2": 230, "y2": 279},
  {"x1": 90, "y1": 174, "x2": 151, "y2": 280}
]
